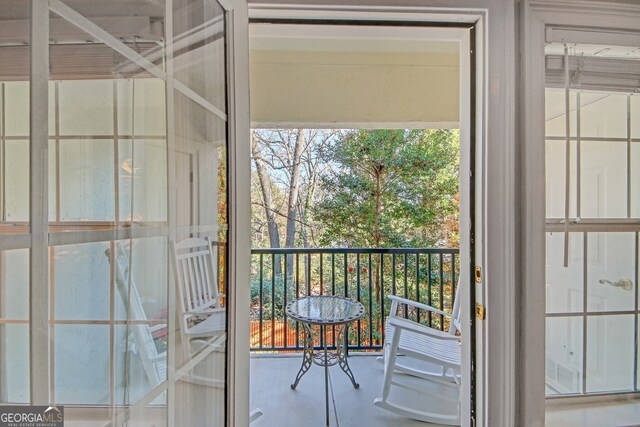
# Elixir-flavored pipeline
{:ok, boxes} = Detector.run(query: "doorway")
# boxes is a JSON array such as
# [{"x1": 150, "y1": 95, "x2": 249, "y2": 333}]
[{"x1": 245, "y1": 18, "x2": 478, "y2": 426}]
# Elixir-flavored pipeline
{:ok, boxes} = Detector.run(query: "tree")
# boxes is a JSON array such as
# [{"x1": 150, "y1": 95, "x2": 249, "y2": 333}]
[
  {"x1": 251, "y1": 133, "x2": 281, "y2": 251},
  {"x1": 314, "y1": 129, "x2": 460, "y2": 304},
  {"x1": 251, "y1": 129, "x2": 338, "y2": 252},
  {"x1": 315, "y1": 129, "x2": 459, "y2": 249}
]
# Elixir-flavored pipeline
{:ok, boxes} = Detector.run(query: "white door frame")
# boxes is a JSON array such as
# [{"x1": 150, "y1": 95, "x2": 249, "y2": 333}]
[
  {"x1": 521, "y1": 0, "x2": 640, "y2": 425},
  {"x1": 242, "y1": 4, "x2": 499, "y2": 426},
  {"x1": 227, "y1": 1, "x2": 252, "y2": 426}
]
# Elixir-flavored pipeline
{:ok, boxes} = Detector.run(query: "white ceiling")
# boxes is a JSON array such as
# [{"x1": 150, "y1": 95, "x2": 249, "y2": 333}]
[
  {"x1": 249, "y1": 24, "x2": 460, "y2": 54},
  {"x1": 0, "y1": 0, "x2": 164, "y2": 20}
]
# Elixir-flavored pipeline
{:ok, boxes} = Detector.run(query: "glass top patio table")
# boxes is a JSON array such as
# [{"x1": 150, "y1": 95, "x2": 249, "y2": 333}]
[{"x1": 286, "y1": 295, "x2": 365, "y2": 325}]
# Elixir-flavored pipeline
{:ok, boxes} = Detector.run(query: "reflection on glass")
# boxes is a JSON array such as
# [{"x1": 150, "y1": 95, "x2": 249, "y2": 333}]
[
  {"x1": 0, "y1": 324, "x2": 29, "y2": 403},
  {"x1": 580, "y1": 93, "x2": 627, "y2": 139},
  {"x1": 0, "y1": 249, "x2": 29, "y2": 319},
  {"x1": 632, "y1": 95, "x2": 640, "y2": 139},
  {"x1": 632, "y1": 143, "x2": 640, "y2": 218},
  {"x1": 53, "y1": 242, "x2": 110, "y2": 321},
  {"x1": 113, "y1": 238, "x2": 168, "y2": 322},
  {"x1": 0, "y1": 1, "x2": 230, "y2": 423},
  {"x1": 545, "y1": 139, "x2": 578, "y2": 219},
  {"x1": 54, "y1": 325, "x2": 110, "y2": 404},
  {"x1": 545, "y1": 88, "x2": 577, "y2": 138},
  {"x1": 115, "y1": 325, "x2": 167, "y2": 405},
  {"x1": 580, "y1": 141, "x2": 627, "y2": 218},
  {"x1": 587, "y1": 233, "x2": 635, "y2": 312},
  {"x1": 4, "y1": 82, "x2": 30, "y2": 137},
  {"x1": 172, "y1": 0, "x2": 226, "y2": 113},
  {"x1": 118, "y1": 140, "x2": 168, "y2": 223},
  {"x1": 586, "y1": 314, "x2": 634, "y2": 393},
  {"x1": 546, "y1": 232, "x2": 583, "y2": 313},
  {"x1": 173, "y1": 90, "x2": 227, "y2": 228},
  {"x1": 58, "y1": 80, "x2": 114, "y2": 136},
  {"x1": 117, "y1": 79, "x2": 167, "y2": 137},
  {"x1": 4, "y1": 140, "x2": 29, "y2": 221},
  {"x1": 546, "y1": 317, "x2": 582, "y2": 395},
  {"x1": 59, "y1": 139, "x2": 115, "y2": 221}
]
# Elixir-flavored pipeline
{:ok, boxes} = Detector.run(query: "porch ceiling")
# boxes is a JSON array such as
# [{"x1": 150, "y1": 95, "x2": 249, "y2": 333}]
[{"x1": 249, "y1": 24, "x2": 461, "y2": 129}]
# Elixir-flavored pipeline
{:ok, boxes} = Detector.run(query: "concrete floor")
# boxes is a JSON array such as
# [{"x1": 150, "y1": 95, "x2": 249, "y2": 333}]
[{"x1": 250, "y1": 354, "x2": 456, "y2": 427}]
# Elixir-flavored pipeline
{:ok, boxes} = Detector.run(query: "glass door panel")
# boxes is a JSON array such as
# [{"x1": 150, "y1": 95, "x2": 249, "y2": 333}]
[{"x1": 0, "y1": 0, "x2": 236, "y2": 423}]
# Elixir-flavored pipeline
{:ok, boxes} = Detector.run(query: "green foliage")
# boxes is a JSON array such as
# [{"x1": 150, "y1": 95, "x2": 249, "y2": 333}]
[{"x1": 314, "y1": 129, "x2": 460, "y2": 248}]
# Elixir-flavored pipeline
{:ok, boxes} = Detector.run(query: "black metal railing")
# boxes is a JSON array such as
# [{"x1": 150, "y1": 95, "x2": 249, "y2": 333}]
[{"x1": 249, "y1": 247, "x2": 459, "y2": 352}]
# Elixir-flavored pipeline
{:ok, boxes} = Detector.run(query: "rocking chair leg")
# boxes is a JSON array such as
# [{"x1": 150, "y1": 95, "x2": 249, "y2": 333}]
[{"x1": 381, "y1": 327, "x2": 402, "y2": 400}]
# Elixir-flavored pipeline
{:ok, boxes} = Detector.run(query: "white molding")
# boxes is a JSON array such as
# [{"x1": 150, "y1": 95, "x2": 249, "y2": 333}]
[
  {"x1": 163, "y1": 0, "x2": 177, "y2": 424},
  {"x1": 29, "y1": 0, "x2": 50, "y2": 406},
  {"x1": 520, "y1": 3, "x2": 547, "y2": 426},
  {"x1": 227, "y1": 1, "x2": 252, "y2": 426}
]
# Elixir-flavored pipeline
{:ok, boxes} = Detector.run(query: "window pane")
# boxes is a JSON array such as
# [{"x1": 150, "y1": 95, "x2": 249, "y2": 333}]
[
  {"x1": 545, "y1": 88, "x2": 577, "y2": 138},
  {"x1": 586, "y1": 232, "x2": 635, "y2": 312},
  {"x1": 4, "y1": 140, "x2": 29, "y2": 221},
  {"x1": 113, "y1": 238, "x2": 168, "y2": 322},
  {"x1": 632, "y1": 95, "x2": 640, "y2": 139},
  {"x1": 117, "y1": 79, "x2": 167, "y2": 137},
  {"x1": 0, "y1": 249, "x2": 29, "y2": 320},
  {"x1": 59, "y1": 139, "x2": 115, "y2": 221},
  {"x1": 53, "y1": 242, "x2": 110, "y2": 321},
  {"x1": 580, "y1": 93, "x2": 628, "y2": 139},
  {"x1": 0, "y1": 324, "x2": 29, "y2": 403},
  {"x1": 546, "y1": 317, "x2": 583, "y2": 395},
  {"x1": 114, "y1": 324, "x2": 167, "y2": 405},
  {"x1": 172, "y1": 0, "x2": 226, "y2": 114},
  {"x1": 4, "y1": 82, "x2": 29, "y2": 137},
  {"x1": 546, "y1": 232, "x2": 583, "y2": 313},
  {"x1": 580, "y1": 141, "x2": 627, "y2": 218},
  {"x1": 545, "y1": 140, "x2": 578, "y2": 219},
  {"x1": 173, "y1": 90, "x2": 227, "y2": 229},
  {"x1": 118, "y1": 139, "x2": 168, "y2": 222},
  {"x1": 586, "y1": 314, "x2": 634, "y2": 392},
  {"x1": 58, "y1": 80, "x2": 114, "y2": 136},
  {"x1": 632, "y1": 142, "x2": 640, "y2": 218},
  {"x1": 54, "y1": 325, "x2": 110, "y2": 404}
]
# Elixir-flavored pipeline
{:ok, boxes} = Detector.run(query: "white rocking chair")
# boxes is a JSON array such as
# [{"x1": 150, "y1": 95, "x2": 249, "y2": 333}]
[
  {"x1": 107, "y1": 243, "x2": 168, "y2": 390},
  {"x1": 374, "y1": 282, "x2": 462, "y2": 425},
  {"x1": 170, "y1": 237, "x2": 227, "y2": 387},
  {"x1": 171, "y1": 237, "x2": 264, "y2": 420}
]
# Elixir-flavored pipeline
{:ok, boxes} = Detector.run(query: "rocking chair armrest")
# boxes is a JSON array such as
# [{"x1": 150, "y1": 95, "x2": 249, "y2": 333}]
[
  {"x1": 387, "y1": 316, "x2": 461, "y2": 341},
  {"x1": 387, "y1": 295, "x2": 451, "y2": 318},
  {"x1": 185, "y1": 307, "x2": 226, "y2": 318}
]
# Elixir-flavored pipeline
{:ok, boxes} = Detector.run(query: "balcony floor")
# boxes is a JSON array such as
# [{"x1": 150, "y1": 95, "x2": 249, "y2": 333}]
[{"x1": 250, "y1": 354, "x2": 453, "y2": 427}]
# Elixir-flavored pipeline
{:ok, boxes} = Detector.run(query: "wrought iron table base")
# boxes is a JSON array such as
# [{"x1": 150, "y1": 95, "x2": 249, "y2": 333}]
[
  {"x1": 290, "y1": 322, "x2": 359, "y2": 426},
  {"x1": 290, "y1": 322, "x2": 359, "y2": 390}
]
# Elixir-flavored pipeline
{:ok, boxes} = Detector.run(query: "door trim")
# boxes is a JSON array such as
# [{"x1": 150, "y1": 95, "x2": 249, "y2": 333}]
[{"x1": 245, "y1": 7, "x2": 484, "y2": 427}]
